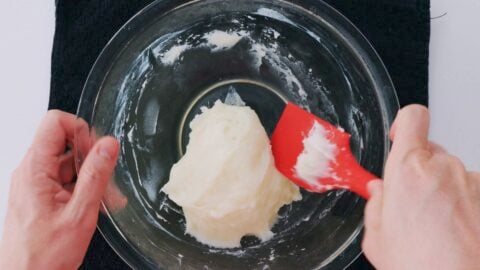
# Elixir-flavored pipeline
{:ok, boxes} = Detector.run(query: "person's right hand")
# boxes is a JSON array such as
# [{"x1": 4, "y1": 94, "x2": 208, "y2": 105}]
[{"x1": 363, "y1": 105, "x2": 480, "y2": 270}]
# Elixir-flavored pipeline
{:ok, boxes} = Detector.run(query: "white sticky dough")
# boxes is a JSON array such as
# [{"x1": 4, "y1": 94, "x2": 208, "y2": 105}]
[
  {"x1": 162, "y1": 101, "x2": 301, "y2": 248},
  {"x1": 294, "y1": 121, "x2": 337, "y2": 188}
]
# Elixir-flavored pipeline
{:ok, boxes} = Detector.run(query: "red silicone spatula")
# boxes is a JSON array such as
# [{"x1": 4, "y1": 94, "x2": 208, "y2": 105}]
[{"x1": 271, "y1": 102, "x2": 378, "y2": 199}]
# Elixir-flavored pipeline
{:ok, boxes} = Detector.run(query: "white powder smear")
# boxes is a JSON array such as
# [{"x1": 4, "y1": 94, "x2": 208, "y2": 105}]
[
  {"x1": 250, "y1": 43, "x2": 268, "y2": 69},
  {"x1": 154, "y1": 25, "x2": 310, "y2": 105},
  {"x1": 160, "y1": 44, "x2": 191, "y2": 65},
  {"x1": 159, "y1": 30, "x2": 249, "y2": 65},
  {"x1": 272, "y1": 29, "x2": 280, "y2": 39},
  {"x1": 204, "y1": 30, "x2": 248, "y2": 52},
  {"x1": 295, "y1": 121, "x2": 337, "y2": 188},
  {"x1": 255, "y1": 8, "x2": 295, "y2": 25},
  {"x1": 247, "y1": 42, "x2": 308, "y2": 103}
]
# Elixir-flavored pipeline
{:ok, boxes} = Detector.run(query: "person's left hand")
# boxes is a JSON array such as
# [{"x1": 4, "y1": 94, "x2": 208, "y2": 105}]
[{"x1": 0, "y1": 110, "x2": 119, "y2": 270}]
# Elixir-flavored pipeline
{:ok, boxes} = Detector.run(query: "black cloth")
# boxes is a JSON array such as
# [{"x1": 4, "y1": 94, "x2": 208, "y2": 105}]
[{"x1": 49, "y1": 0, "x2": 430, "y2": 269}]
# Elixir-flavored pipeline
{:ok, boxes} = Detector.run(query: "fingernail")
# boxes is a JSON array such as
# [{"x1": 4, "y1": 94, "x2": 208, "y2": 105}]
[
  {"x1": 98, "y1": 140, "x2": 117, "y2": 160},
  {"x1": 404, "y1": 104, "x2": 429, "y2": 119}
]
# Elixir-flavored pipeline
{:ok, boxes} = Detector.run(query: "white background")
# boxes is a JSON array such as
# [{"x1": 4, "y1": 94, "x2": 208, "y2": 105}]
[{"x1": 0, "y1": 0, "x2": 478, "y2": 235}]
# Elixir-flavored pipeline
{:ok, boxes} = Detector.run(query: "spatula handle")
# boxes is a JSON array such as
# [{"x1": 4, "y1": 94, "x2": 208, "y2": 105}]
[
  {"x1": 335, "y1": 151, "x2": 379, "y2": 200},
  {"x1": 347, "y1": 164, "x2": 378, "y2": 199}
]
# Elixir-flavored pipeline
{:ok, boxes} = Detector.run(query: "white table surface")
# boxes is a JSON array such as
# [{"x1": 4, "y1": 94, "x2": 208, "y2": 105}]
[{"x1": 0, "y1": 0, "x2": 478, "y2": 235}]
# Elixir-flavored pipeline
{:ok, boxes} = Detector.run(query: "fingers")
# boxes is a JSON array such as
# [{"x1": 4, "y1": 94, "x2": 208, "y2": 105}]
[
  {"x1": 468, "y1": 172, "x2": 480, "y2": 189},
  {"x1": 468, "y1": 172, "x2": 480, "y2": 179},
  {"x1": 67, "y1": 137, "x2": 119, "y2": 216},
  {"x1": 32, "y1": 110, "x2": 78, "y2": 157},
  {"x1": 362, "y1": 180, "x2": 384, "y2": 264},
  {"x1": 32, "y1": 111, "x2": 90, "y2": 158},
  {"x1": 54, "y1": 189, "x2": 72, "y2": 204},
  {"x1": 390, "y1": 105, "x2": 430, "y2": 157},
  {"x1": 63, "y1": 182, "x2": 75, "y2": 193},
  {"x1": 59, "y1": 152, "x2": 76, "y2": 183},
  {"x1": 75, "y1": 119, "x2": 94, "y2": 168},
  {"x1": 428, "y1": 142, "x2": 447, "y2": 154},
  {"x1": 389, "y1": 116, "x2": 397, "y2": 141},
  {"x1": 103, "y1": 181, "x2": 128, "y2": 213},
  {"x1": 364, "y1": 180, "x2": 384, "y2": 231}
]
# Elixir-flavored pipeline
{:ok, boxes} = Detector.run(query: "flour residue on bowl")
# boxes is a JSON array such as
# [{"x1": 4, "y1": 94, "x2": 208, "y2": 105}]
[
  {"x1": 204, "y1": 30, "x2": 249, "y2": 52},
  {"x1": 248, "y1": 42, "x2": 308, "y2": 103},
  {"x1": 151, "y1": 25, "x2": 312, "y2": 108},
  {"x1": 161, "y1": 44, "x2": 192, "y2": 65},
  {"x1": 255, "y1": 8, "x2": 295, "y2": 25},
  {"x1": 157, "y1": 30, "x2": 250, "y2": 65}
]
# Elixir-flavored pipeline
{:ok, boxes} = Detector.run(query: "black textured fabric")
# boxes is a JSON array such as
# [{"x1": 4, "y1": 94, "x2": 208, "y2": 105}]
[
  {"x1": 323, "y1": 0, "x2": 430, "y2": 107},
  {"x1": 49, "y1": 0, "x2": 430, "y2": 269}
]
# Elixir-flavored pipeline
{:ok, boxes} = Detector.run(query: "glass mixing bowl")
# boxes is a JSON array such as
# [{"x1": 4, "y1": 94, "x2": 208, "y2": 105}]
[{"x1": 75, "y1": 0, "x2": 399, "y2": 269}]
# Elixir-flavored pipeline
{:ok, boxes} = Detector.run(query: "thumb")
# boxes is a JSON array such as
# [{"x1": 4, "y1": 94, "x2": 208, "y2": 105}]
[
  {"x1": 390, "y1": 105, "x2": 430, "y2": 158},
  {"x1": 362, "y1": 180, "x2": 384, "y2": 258},
  {"x1": 69, "y1": 137, "x2": 119, "y2": 216},
  {"x1": 364, "y1": 180, "x2": 384, "y2": 231}
]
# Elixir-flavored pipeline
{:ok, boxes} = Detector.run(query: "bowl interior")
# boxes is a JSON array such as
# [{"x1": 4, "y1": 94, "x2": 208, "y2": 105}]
[{"x1": 76, "y1": 0, "x2": 398, "y2": 269}]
